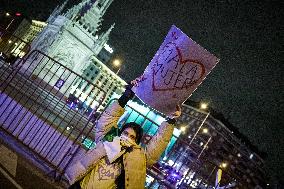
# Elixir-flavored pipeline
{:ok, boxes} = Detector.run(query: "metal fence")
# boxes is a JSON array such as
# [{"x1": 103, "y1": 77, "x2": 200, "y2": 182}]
[{"x1": 0, "y1": 47, "x2": 107, "y2": 179}]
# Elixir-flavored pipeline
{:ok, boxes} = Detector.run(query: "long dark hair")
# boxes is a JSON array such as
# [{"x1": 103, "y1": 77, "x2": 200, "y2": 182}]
[
  {"x1": 119, "y1": 122, "x2": 143, "y2": 144},
  {"x1": 115, "y1": 122, "x2": 143, "y2": 188}
]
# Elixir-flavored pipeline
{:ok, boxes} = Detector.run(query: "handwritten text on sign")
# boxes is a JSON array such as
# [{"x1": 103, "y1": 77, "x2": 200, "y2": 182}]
[
  {"x1": 132, "y1": 25, "x2": 219, "y2": 116},
  {"x1": 152, "y1": 42, "x2": 205, "y2": 92}
]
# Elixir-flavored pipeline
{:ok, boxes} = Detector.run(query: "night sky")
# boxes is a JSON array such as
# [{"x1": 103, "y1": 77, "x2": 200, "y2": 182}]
[{"x1": 1, "y1": 0, "x2": 283, "y2": 184}]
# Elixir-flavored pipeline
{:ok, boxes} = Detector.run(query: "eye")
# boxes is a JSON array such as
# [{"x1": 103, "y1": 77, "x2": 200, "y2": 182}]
[
  {"x1": 122, "y1": 130, "x2": 128, "y2": 135},
  {"x1": 130, "y1": 135, "x2": 136, "y2": 141}
]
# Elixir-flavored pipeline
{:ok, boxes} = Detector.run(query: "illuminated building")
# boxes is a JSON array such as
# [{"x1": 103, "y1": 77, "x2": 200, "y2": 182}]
[
  {"x1": 70, "y1": 56, "x2": 127, "y2": 111},
  {"x1": 11, "y1": 19, "x2": 47, "y2": 57},
  {"x1": 113, "y1": 99, "x2": 266, "y2": 188},
  {"x1": 21, "y1": 0, "x2": 115, "y2": 95}
]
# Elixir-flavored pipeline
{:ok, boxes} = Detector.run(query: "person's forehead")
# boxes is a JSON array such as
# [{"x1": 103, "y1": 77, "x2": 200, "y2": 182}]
[{"x1": 124, "y1": 127, "x2": 136, "y2": 135}]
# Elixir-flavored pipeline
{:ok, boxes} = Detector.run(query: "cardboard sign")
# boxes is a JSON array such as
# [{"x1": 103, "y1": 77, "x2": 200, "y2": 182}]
[{"x1": 132, "y1": 25, "x2": 219, "y2": 116}]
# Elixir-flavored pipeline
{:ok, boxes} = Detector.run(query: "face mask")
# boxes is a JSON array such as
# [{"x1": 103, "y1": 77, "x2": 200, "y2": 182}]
[{"x1": 120, "y1": 135, "x2": 136, "y2": 146}]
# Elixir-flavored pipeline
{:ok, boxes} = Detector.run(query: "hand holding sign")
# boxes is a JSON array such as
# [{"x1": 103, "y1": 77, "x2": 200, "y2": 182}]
[
  {"x1": 169, "y1": 105, "x2": 181, "y2": 119},
  {"x1": 132, "y1": 25, "x2": 219, "y2": 116},
  {"x1": 130, "y1": 75, "x2": 147, "y2": 88}
]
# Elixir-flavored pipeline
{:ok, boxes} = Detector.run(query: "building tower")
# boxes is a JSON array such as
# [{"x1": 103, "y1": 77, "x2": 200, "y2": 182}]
[
  {"x1": 23, "y1": 0, "x2": 115, "y2": 95},
  {"x1": 46, "y1": 0, "x2": 69, "y2": 24}
]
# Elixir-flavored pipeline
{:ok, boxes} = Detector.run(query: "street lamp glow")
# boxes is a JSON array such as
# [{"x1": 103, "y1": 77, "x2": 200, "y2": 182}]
[
  {"x1": 8, "y1": 40, "x2": 12, "y2": 43},
  {"x1": 113, "y1": 59, "x2": 121, "y2": 74},
  {"x1": 200, "y1": 103, "x2": 208, "y2": 110},
  {"x1": 113, "y1": 59, "x2": 121, "y2": 67},
  {"x1": 202, "y1": 128, "x2": 208, "y2": 134},
  {"x1": 180, "y1": 126, "x2": 186, "y2": 132},
  {"x1": 221, "y1": 162, "x2": 228, "y2": 168}
]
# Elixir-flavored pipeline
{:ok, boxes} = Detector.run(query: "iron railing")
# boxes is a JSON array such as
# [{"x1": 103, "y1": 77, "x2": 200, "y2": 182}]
[{"x1": 0, "y1": 48, "x2": 107, "y2": 179}]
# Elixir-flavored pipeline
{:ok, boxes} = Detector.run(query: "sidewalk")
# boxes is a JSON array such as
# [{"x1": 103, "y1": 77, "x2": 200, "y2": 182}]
[{"x1": 0, "y1": 130, "x2": 67, "y2": 189}]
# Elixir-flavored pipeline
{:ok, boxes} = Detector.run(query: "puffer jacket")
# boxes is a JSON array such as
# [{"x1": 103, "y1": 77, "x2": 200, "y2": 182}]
[{"x1": 65, "y1": 100, "x2": 174, "y2": 189}]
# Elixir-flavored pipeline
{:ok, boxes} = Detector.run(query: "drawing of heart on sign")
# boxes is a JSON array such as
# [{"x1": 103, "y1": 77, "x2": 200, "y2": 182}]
[
  {"x1": 132, "y1": 25, "x2": 219, "y2": 116},
  {"x1": 152, "y1": 42, "x2": 205, "y2": 91}
]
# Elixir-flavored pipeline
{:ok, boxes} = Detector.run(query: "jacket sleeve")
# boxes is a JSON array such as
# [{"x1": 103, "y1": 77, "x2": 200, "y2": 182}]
[
  {"x1": 95, "y1": 100, "x2": 125, "y2": 143},
  {"x1": 145, "y1": 121, "x2": 174, "y2": 167}
]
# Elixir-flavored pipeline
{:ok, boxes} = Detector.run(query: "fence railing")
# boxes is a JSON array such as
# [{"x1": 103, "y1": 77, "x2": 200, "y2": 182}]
[{"x1": 0, "y1": 48, "x2": 107, "y2": 179}]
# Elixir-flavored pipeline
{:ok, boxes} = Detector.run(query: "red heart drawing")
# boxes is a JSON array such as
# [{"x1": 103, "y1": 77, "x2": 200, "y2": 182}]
[{"x1": 152, "y1": 42, "x2": 205, "y2": 92}]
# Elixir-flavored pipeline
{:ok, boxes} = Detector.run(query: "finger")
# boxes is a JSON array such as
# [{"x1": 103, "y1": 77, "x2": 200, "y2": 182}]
[
  {"x1": 130, "y1": 80, "x2": 138, "y2": 87},
  {"x1": 176, "y1": 104, "x2": 181, "y2": 111}
]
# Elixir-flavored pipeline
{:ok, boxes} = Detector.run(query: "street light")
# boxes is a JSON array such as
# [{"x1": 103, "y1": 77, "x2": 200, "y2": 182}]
[
  {"x1": 202, "y1": 128, "x2": 208, "y2": 134},
  {"x1": 200, "y1": 102, "x2": 208, "y2": 110},
  {"x1": 113, "y1": 59, "x2": 121, "y2": 74},
  {"x1": 221, "y1": 162, "x2": 228, "y2": 168},
  {"x1": 4, "y1": 12, "x2": 22, "y2": 30},
  {"x1": 197, "y1": 135, "x2": 212, "y2": 159},
  {"x1": 180, "y1": 126, "x2": 186, "y2": 133},
  {"x1": 189, "y1": 102, "x2": 210, "y2": 145}
]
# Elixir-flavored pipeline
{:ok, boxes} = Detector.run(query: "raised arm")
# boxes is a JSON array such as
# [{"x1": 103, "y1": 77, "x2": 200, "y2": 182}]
[
  {"x1": 95, "y1": 85, "x2": 135, "y2": 143},
  {"x1": 95, "y1": 101, "x2": 124, "y2": 143},
  {"x1": 146, "y1": 105, "x2": 181, "y2": 167}
]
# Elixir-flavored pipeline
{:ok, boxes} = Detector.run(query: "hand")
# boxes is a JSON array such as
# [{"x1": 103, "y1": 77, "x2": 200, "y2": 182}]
[
  {"x1": 118, "y1": 83, "x2": 135, "y2": 107},
  {"x1": 130, "y1": 79, "x2": 139, "y2": 87},
  {"x1": 130, "y1": 74, "x2": 147, "y2": 87},
  {"x1": 169, "y1": 105, "x2": 182, "y2": 119},
  {"x1": 120, "y1": 135, "x2": 137, "y2": 147}
]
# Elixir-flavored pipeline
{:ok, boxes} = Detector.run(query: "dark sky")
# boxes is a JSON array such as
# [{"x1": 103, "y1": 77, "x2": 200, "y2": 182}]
[
  {"x1": 103, "y1": 0, "x2": 284, "y2": 184},
  {"x1": 2, "y1": 0, "x2": 283, "y2": 184}
]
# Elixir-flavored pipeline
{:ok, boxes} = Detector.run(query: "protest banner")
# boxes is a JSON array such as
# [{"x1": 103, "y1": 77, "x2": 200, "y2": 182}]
[{"x1": 132, "y1": 25, "x2": 219, "y2": 116}]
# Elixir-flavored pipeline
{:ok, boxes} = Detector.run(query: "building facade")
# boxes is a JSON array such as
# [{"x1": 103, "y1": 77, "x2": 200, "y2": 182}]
[
  {"x1": 11, "y1": 19, "x2": 47, "y2": 57},
  {"x1": 173, "y1": 103, "x2": 266, "y2": 188},
  {"x1": 21, "y1": 0, "x2": 115, "y2": 96},
  {"x1": 69, "y1": 55, "x2": 127, "y2": 113}
]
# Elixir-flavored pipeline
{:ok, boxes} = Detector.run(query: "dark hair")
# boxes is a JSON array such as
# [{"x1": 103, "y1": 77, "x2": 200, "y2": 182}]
[{"x1": 119, "y1": 122, "x2": 143, "y2": 144}]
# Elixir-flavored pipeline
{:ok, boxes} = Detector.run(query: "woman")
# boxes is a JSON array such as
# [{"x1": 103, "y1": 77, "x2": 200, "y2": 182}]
[{"x1": 65, "y1": 84, "x2": 181, "y2": 189}]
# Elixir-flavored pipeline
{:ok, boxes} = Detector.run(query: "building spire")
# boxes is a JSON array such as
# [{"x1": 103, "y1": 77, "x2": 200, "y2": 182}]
[
  {"x1": 66, "y1": 0, "x2": 114, "y2": 36},
  {"x1": 97, "y1": 0, "x2": 114, "y2": 16},
  {"x1": 93, "y1": 23, "x2": 115, "y2": 55},
  {"x1": 58, "y1": 0, "x2": 69, "y2": 14},
  {"x1": 65, "y1": 0, "x2": 91, "y2": 20},
  {"x1": 47, "y1": 0, "x2": 69, "y2": 23}
]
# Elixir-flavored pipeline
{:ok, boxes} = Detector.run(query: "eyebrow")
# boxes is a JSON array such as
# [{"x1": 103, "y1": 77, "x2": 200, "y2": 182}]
[{"x1": 123, "y1": 130, "x2": 136, "y2": 139}]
